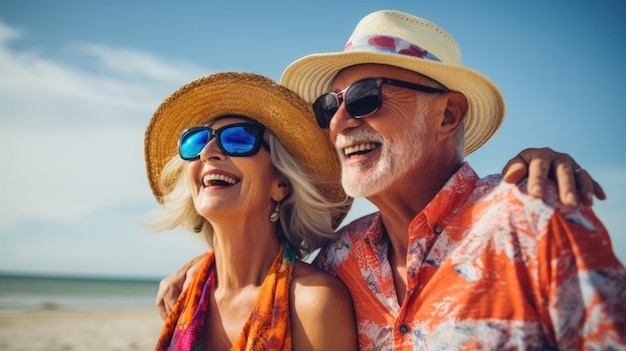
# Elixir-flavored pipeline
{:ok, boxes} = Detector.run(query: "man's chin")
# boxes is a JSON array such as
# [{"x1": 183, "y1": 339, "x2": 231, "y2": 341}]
[{"x1": 342, "y1": 175, "x2": 388, "y2": 198}]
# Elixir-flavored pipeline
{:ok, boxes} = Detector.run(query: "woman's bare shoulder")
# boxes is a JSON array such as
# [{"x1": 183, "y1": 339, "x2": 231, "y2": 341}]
[
  {"x1": 292, "y1": 260, "x2": 348, "y2": 294},
  {"x1": 289, "y1": 261, "x2": 358, "y2": 350},
  {"x1": 290, "y1": 261, "x2": 353, "y2": 322}
]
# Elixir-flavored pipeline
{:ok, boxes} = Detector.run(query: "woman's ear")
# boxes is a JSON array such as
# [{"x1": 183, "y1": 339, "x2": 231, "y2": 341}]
[
  {"x1": 438, "y1": 91, "x2": 469, "y2": 138},
  {"x1": 272, "y1": 178, "x2": 291, "y2": 202}
]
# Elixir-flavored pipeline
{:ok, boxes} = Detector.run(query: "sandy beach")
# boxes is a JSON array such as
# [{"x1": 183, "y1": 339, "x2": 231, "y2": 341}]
[{"x1": 0, "y1": 307, "x2": 164, "y2": 351}]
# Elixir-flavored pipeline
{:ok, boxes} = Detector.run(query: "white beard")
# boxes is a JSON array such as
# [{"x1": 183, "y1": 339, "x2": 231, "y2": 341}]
[{"x1": 339, "y1": 100, "x2": 431, "y2": 198}]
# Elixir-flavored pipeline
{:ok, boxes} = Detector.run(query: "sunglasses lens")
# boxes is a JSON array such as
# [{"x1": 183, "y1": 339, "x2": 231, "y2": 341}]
[
  {"x1": 313, "y1": 94, "x2": 339, "y2": 128},
  {"x1": 345, "y1": 79, "x2": 381, "y2": 117},
  {"x1": 219, "y1": 125, "x2": 260, "y2": 155},
  {"x1": 312, "y1": 79, "x2": 382, "y2": 129},
  {"x1": 180, "y1": 128, "x2": 209, "y2": 160}
]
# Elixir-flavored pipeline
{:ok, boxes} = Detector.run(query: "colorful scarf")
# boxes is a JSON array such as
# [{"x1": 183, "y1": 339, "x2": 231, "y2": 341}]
[{"x1": 155, "y1": 241, "x2": 295, "y2": 350}]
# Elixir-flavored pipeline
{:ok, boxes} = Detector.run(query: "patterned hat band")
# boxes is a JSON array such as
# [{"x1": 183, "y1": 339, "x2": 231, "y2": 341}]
[{"x1": 345, "y1": 35, "x2": 442, "y2": 62}]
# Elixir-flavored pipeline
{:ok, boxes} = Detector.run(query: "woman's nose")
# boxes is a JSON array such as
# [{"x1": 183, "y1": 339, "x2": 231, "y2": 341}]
[{"x1": 199, "y1": 137, "x2": 224, "y2": 162}]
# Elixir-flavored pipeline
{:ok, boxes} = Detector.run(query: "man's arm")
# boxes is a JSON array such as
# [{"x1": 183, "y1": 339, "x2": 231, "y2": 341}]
[
  {"x1": 502, "y1": 147, "x2": 605, "y2": 206},
  {"x1": 155, "y1": 253, "x2": 205, "y2": 319},
  {"x1": 539, "y1": 206, "x2": 625, "y2": 348}
]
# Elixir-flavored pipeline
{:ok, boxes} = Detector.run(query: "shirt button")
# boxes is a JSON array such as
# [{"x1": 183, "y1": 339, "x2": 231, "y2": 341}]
[
  {"x1": 399, "y1": 324, "x2": 409, "y2": 334},
  {"x1": 434, "y1": 226, "x2": 443, "y2": 234}
]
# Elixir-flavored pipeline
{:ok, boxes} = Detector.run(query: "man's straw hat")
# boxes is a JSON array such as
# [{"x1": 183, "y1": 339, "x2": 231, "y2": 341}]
[{"x1": 281, "y1": 10, "x2": 506, "y2": 155}]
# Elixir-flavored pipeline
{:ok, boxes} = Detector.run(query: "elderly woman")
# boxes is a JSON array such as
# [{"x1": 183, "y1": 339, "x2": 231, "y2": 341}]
[{"x1": 144, "y1": 72, "x2": 357, "y2": 350}]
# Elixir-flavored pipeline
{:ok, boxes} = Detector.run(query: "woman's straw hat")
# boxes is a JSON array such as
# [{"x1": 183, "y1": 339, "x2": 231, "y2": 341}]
[
  {"x1": 281, "y1": 10, "x2": 506, "y2": 155},
  {"x1": 144, "y1": 72, "x2": 349, "y2": 228}
]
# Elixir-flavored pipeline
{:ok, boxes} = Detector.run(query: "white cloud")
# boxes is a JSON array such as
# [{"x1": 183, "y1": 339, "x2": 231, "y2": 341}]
[
  {"x1": 79, "y1": 44, "x2": 206, "y2": 82},
  {"x1": 0, "y1": 20, "x2": 209, "y2": 229},
  {"x1": 0, "y1": 21, "x2": 208, "y2": 129},
  {"x1": 0, "y1": 19, "x2": 19, "y2": 42}
]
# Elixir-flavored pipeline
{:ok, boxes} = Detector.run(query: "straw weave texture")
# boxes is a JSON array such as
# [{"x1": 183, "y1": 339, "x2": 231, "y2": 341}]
[{"x1": 144, "y1": 72, "x2": 348, "y2": 227}]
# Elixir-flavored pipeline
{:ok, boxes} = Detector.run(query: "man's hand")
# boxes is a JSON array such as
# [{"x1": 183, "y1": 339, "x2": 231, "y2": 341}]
[
  {"x1": 502, "y1": 147, "x2": 606, "y2": 206},
  {"x1": 155, "y1": 253, "x2": 205, "y2": 320}
]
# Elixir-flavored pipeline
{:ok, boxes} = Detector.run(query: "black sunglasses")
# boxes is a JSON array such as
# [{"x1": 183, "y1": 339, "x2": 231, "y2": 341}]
[
  {"x1": 178, "y1": 122, "x2": 269, "y2": 160},
  {"x1": 312, "y1": 77, "x2": 449, "y2": 128}
]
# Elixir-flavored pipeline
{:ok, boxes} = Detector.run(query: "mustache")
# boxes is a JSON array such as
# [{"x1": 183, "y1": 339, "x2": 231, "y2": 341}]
[{"x1": 335, "y1": 129, "x2": 384, "y2": 148}]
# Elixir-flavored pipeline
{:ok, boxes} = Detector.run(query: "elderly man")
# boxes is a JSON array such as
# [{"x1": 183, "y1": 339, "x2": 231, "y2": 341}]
[
  {"x1": 279, "y1": 10, "x2": 625, "y2": 350},
  {"x1": 155, "y1": 10, "x2": 621, "y2": 351}
]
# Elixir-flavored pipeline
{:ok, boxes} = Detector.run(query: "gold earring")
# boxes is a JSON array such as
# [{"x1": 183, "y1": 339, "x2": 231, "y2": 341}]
[{"x1": 269, "y1": 201, "x2": 280, "y2": 223}]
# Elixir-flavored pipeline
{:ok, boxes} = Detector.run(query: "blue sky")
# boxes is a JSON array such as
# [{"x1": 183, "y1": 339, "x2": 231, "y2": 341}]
[{"x1": 0, "y1": 1, "x2": 624, "y2": 278}]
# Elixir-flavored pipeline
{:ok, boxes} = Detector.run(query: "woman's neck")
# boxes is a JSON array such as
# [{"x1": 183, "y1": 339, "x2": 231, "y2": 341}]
[{"x1": 211, "y1": 220, "x2": 281, "y2": 294}]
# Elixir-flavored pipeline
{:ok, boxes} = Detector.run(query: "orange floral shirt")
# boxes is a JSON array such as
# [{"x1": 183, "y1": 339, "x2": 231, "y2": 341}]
[{"x1": 316, "y1": 163, "x2": 626, "y2": 350}]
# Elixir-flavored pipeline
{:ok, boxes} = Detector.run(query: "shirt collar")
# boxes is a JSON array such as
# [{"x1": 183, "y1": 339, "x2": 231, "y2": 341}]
[
  {"x1": 413, "y1": 162, "x2": 479, "y2": 233},
  {"x1": 359, "y1": 162, "x2": 479, "y2": 247}
]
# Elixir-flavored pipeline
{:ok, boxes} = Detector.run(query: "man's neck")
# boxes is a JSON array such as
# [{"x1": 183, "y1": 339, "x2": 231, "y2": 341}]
[
  {"x1": 369, "y1": 175, "x2": 444, "y2": 254},
  {"x1": 370, "y1": 159, "x2": 463, "y2": 250},
  {"x1": 367, "y1": 160, "x2": 464, "y2": 304}
]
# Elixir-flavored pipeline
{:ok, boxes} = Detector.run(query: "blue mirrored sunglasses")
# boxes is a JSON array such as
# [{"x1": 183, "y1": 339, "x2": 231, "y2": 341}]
[{"x1": 178, "y1": 122, "x2": 269, "y2": 160}]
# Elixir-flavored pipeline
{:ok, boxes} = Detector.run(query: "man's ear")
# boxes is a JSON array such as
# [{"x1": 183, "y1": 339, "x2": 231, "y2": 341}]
[{"x1": 439, "y1": 91, "x2": 469, "y2": 138}]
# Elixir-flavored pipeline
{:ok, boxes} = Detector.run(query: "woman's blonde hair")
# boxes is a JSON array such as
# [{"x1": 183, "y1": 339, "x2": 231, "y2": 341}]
[{"x1": 146, "y1": 125, "x2": 348, "y2": 258}]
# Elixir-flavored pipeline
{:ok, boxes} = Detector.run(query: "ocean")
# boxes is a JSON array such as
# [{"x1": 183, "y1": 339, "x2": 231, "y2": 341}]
[{"x1": 0, "y1": 273, "x2": 160, "y2": 312}]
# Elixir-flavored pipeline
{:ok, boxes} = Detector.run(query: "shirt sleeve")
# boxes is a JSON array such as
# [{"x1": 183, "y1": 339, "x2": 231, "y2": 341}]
[{"x1": 537, "y1": 206, "x2": 626, "y2": 349}]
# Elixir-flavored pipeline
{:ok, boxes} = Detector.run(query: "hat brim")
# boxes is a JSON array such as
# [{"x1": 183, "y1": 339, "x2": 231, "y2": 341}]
[
  {"x1": 145, "y1": 72, "x2": 350, "y2": 228},
  {"x1": 281, "y1": 51, "x2": 506, "y2": 155}
]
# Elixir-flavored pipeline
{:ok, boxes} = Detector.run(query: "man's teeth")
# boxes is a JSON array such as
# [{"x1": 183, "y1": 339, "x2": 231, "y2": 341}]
[
  {"x1": 203, "y1": 174, "x2": 238, "y2": 187},
  {"x1": 344, "y1": 143, "x2": 378, "y2": 156}
]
